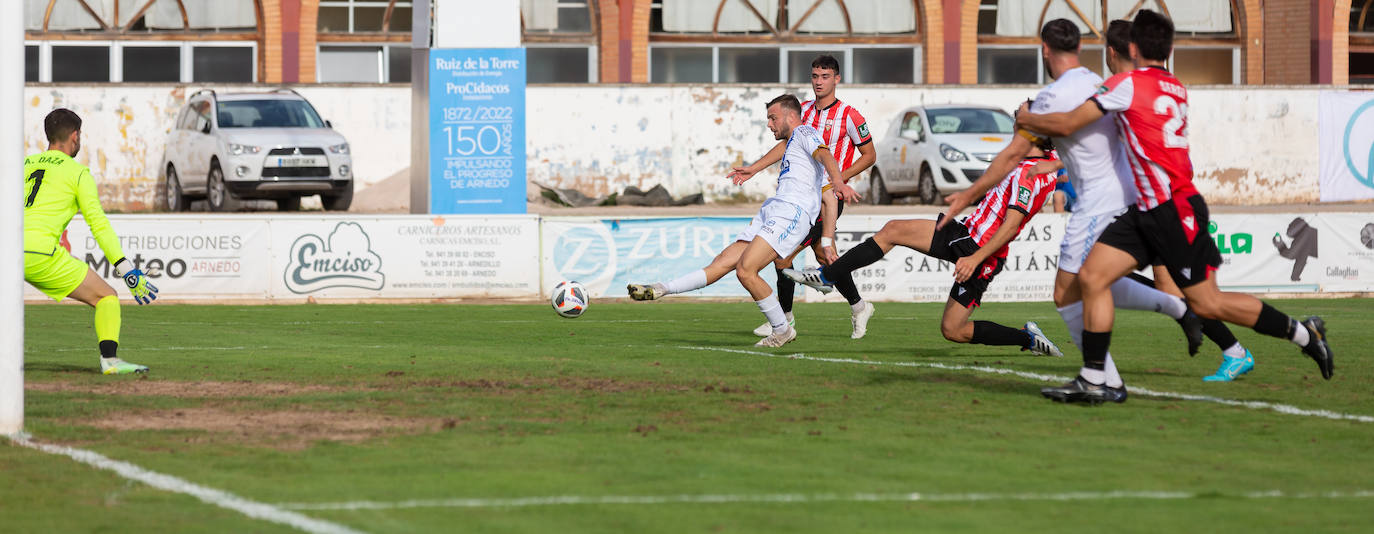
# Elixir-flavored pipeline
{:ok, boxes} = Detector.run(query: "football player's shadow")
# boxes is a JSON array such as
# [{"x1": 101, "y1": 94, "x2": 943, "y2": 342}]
[{"x1": 24, "y1": 362, "x2": 96, "y2": 373}]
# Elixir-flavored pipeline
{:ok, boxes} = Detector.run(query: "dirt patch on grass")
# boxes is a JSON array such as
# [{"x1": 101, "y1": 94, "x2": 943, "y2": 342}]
[
  {"x1": 78, "y1": 407, "x2": 442, "y2": 450},
  {"x1": 392, "y1": 377, "x2": 695, "y2": 394},
  {"x1": 27, "y1": 380, "x2": 339, "y2": 398}
]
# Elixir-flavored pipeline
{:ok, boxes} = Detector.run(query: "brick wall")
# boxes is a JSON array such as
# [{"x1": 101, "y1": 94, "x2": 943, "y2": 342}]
[
  {"x1": 597, "y1": 1, "x2": 619, "y2": 82},
  {"x1": 262, "y1": 0, "x2": 282, "y2": 83},
  {"x1": 1263, "y1": 0, "x2": 1313, "y2": 83},
  {"x1": 299, "y1": 0, "x2": 319, "y2": 83}
]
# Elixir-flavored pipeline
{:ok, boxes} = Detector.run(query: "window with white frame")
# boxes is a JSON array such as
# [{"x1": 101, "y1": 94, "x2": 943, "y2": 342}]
[
  {"x1": 521, "y1": 0, "x2": 597, "y2": 83},
  {"x1": 317, "y1": 0, "x2": 414, "y2": 83},
  {"x1": 976, "y1": 0, "x2": 1240, "y2": 85},
  {"x1": 648, "y1": 1, "x2": 923, "y2": 84},
  {"x1": 27, "y1": 41, "x2": 255, "y2": 82},
  {"x1": 24, "y1": 1, "x2": 258, "y2": 83}
]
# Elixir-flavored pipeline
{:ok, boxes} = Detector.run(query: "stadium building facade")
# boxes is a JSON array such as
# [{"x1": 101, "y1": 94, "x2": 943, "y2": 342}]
[{"x1": 20, "y1": 0, "x2": 1374, "y2": 86}]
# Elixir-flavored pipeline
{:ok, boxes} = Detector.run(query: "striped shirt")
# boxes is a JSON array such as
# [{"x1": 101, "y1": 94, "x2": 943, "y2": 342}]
[
  {"x1": 801, "y1": 98, "x2": 872, "y2": 172},
  {"x1": 960, "y1": 155, "x2": 1059, "y2": 260},
  {"x1": 1090, "y1": 66, "x2": 1196, "y2": 210}
]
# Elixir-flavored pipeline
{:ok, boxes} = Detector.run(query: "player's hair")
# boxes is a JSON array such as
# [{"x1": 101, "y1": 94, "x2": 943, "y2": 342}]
[
  {"x1": 1040, "y1": 19, "x2": 1080, "y2": 53},
  {"x1": 44, "y1": 108, "x2": 82, "y2": 143},
  {"x1": 1130, "y1": 9, "x2": 1174, "y2": 61},
  {"x1": 1106, "y1": 19, "x2": 1132, "y2": 58},
  {"x1": 811, "y1": 54, "x2": 840, "y2": 74},
  {"x1": 767, "y1": 94, "x2": 803, "y2": 117}
]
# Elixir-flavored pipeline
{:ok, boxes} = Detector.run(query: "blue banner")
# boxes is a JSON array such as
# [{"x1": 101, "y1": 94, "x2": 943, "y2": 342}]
[
  {"x1": 542, "y1": 217, "x2": 793, "y2": 298},
  {"x1": 428, "y1": 48, "x2": 526, "y2": 214}
]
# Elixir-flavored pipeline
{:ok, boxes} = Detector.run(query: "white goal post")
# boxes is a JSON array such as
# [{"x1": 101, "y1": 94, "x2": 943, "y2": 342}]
[{"x1": 1, "y1": 1, "x2": 25, "y2": 435}]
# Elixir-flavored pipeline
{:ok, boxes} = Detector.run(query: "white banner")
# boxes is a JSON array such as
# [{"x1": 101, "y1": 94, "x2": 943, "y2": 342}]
[
  {"x1": 23, "y1": 216, "x2": 271, "y2": 301},
  {"x1": 24, "y1": 215, "x2": 541, "y2": 302},
  {"x1": 1318, "y1": 91, "x2": 1374, "y2": 202}
]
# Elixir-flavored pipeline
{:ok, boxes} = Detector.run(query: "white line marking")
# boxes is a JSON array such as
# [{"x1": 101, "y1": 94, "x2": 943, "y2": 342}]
[
  {"x1": 277, "y1": 489, "x2": 1374, "y2": 511},
  {"x1": 49, "y1": 345, "x2": 391, "y2": 353},
  {"x1": 6, "y1": 434, "x2": 365, "y2": 534},
  {"x1": 678, "y1": 346, "x2": 1374, "y2": 423}
]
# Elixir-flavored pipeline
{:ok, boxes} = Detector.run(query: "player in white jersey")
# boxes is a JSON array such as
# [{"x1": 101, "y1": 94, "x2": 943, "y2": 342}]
[
  {"x1": 627, "y1": 94, "x2": 859, "y2": 348},
  {"x1": 728, "y1": 55, "x2": 878, "y2": 340},
  {"x1": 940, "y1": 19, "x2": 1207, "y2": 391}
]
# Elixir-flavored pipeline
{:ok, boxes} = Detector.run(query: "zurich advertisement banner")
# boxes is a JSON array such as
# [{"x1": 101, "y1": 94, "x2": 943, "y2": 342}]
[
  {"x1": 541, "y1": 217, "x2": 780, "y2": 298},
  {"x1": 428, "y1": 48, "x2": 526, "y2": 214},
  {"x1": 1318, "y1": 92, "x2": 1374, "y2": 202}
]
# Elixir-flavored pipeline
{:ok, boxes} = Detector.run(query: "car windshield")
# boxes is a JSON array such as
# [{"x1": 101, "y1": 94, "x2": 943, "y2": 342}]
[
  {"x1": 926, "y1": 108, "x2": 1014, "y2": 134},
  {"x1": 217, "y1": 99, "x2": 325, "y2": 128}
]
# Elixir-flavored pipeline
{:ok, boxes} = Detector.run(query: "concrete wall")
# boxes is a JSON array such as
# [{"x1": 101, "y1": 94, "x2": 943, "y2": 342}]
[{"x1": 23, "y1": 84, "x2": 1321, "y2": 211}]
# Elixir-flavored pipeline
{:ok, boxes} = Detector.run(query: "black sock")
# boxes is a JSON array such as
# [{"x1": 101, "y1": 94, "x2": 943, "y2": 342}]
[
  {"x1": 775, "y1": 267, "x2": 795, "y2": 314},
  {"x1": 1252, "y1": 302, "x2": 1297, "y2": 340},
  {"x1": 822, "y1": 238, "x2": 884, "y2": 280},
  {"x1": 99, "y1": 340, "x2": 118, "y2": 359},
  {"x1": 833, "y1": 275, "x2": 862, "y2": 305},
  {"x1": 1081, "y1": 330, "x2": 1111, "y2": 370},
  {"x1": 1201, "y1": 318, "x2": 1239, "y2": 350},
  {"x1": 970, "y1": 321, "x2": 1031, "y2": 347}
]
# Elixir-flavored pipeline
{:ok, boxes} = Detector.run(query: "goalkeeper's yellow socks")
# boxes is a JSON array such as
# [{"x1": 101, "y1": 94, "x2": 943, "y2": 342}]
[{"x1": 95, "y1": 295, "x2": 120, "y2": 358}]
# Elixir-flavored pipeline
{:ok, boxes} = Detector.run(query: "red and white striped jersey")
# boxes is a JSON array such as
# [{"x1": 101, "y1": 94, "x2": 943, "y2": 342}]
[
  {"x1": 801, "y1": 98, "x2": 872, "y2": 171},
  {"x1": 1091, "y1": 66, "x2": 1196, "y2": 210},
  {"x1": 960, "y1": 155, "x2": 1059, "y2": 260}
]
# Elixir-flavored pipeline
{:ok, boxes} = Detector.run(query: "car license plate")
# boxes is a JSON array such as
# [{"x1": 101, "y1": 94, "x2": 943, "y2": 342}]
[{"x1": 266, "y1": 156, "x2": 327, "y2": 167}]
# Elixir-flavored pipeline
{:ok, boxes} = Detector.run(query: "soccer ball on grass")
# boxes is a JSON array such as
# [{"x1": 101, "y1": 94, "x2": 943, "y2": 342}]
[{"x1": 550, "y1": 281, "x2": 589, "y2": 318}]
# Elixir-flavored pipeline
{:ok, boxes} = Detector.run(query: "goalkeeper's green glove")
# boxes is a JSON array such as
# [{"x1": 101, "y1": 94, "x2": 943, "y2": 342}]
[{"x1": 113, "y1": 258, "x2": 159, "y2": 305}]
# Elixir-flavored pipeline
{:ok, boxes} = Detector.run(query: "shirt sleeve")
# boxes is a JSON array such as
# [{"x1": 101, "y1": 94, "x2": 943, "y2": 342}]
[
  {"x1": 804, "y1": 129, "x2": 828, "y2": 158},
  {"x1": 845, "y1": 108, "x2": 872, "y2": 146},
  {"x1": 76, "y1": 168, "x2": 126, "y2": 264},
  {"x1": 1008, "y1": 163, "x2": 1048, "y2": 215},
  {"x1": 1090, "y1": 74, "x2": 1135, "y2": 114}
]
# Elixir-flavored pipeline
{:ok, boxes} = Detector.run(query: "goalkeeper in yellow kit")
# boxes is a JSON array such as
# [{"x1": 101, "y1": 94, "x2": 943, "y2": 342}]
[{"x1": 24, "y1": 108, "x2": 159, "y2": 375}]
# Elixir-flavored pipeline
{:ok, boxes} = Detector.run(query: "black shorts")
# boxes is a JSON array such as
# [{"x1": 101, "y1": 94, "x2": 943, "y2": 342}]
[
  {"x1": 1096, "y1": 193, "x2": 1221, "y2": 288},
  {"x1": 801, "y1": 198, "x2": 845, "y2": 248},
  {"x1": 929, "y1": 214, "x2": 1004, "y2": 308}
]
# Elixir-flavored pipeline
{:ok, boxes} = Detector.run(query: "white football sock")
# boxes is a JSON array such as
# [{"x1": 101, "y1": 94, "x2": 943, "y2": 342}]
[
  {"x1": 662, "y1": 269, "x2": 708, "y2": 295},
  {"x1": 850, "y1": 300, "x2": 867, "y2": 314},
  {"x1": 1290, "y1": 321, "x2": 1310, "y2": 347},
  {"x1": 1102, "y1": 353, "x2": 1123, "y2": 388},
  {"x1": 1080, "y1": 367, "x2": 1107, "y2": 385},
  {"x1": 1111, "y1": 278, "x2": 1186, "y2": 319},
  {"x1": 1222, "y1": 342, "x2": 1247, "y2": 359},
  {"x1": 756, "y1": 295, "x2": 789, "y2": 333},
  {"x1": 1056, "y1": 302, "x2": 1085, "y2": 350}
]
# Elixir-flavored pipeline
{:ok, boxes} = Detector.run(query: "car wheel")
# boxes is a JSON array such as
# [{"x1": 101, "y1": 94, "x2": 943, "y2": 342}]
[
  {"x1": 207, "y1": 164, "x2": 242, "y2": 212},
  {"x1": 918, "y1": 166, "x2": 939, "y2": 205},
  {"x1": 322, "y1": 183, "x2": 353, "y2": 211},
  {"x1": 164, "y1": 164, "x2": 187, "y2": 212},
  {"x1": 869, "y1": 169, "x2": 892, "y2": 205},
  {"x1": 278, "y1": 196, "x2": 302, "y2": 211}
]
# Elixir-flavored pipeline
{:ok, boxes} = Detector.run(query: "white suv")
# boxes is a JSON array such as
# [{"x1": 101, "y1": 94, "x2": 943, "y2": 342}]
[
  {"x1": 161, "y1": 89, "x2": 353, "y2": 211},
  {"x1": 868, "y1": 104, "x2": 1014, "y2": 204}
]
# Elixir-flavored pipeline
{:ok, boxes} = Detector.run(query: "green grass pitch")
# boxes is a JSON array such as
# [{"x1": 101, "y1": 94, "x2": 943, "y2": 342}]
[{"x1": 6, "y1": 299, "x2": 1373, "y2": 533}]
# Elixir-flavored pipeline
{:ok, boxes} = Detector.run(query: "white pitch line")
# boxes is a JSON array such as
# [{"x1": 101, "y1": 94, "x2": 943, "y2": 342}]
[
  {"x1": 6, "y1": 434, "x2": 365, "y2": 534},
  {"x1": 276, "y1": 489, "x2": 1374, "y2": 511},
  {"x1": 678, "y1": 346, "x2": 1374, "y2": 423}
]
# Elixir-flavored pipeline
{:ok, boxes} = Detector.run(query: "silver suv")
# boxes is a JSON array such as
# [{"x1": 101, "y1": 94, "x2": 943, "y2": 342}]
[{"x1": 161, "y1": 89, "x2": 353, "y2": 211}]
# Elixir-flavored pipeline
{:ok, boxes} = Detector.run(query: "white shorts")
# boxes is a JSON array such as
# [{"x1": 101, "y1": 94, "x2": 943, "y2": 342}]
[
  {"x1": 735, "y1": 198, "x2": 814, "y2": 258},
  {"x1": 1058, "y1": 207, "x2": 1128, "y2": 274}
]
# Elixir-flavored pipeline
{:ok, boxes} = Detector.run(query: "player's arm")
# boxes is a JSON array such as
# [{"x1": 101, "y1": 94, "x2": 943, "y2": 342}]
[
  {"x1": 840, "y1": 110, "x2": 876, "y2": 182},
  {"x1": 938, "y1": 133, "x2": 1033, "y2": 229},
  {"x1": 75, "y1": 168, "x2": 126, "y2": 265},
  {"x1": 1015, "y1": 99, "x2": 1105, "y2": 138},
  {"x1": 814, "y1": 147, "x2": 858, "y2": 203},
  {"x1": 818, "y1": 187, "x2": 840, "y2": 263},
  {"x1": 78, "y1": 170, "x2": 159, "y2": 304},
  {"x1": 727, "y1": 140, "x2": 787, "y2": 185},
  {"x1": 954, "y1": 208, "x2": 1026, "y2": 283}
]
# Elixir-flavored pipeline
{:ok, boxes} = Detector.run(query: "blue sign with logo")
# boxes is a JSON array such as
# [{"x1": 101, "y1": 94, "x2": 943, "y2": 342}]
[
  {"x1": 428, "y1": 48, "x2": 526, "y2": 214},
  {"x1": 547, "y1": 217, "x2": 783, "y2": 298}
]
